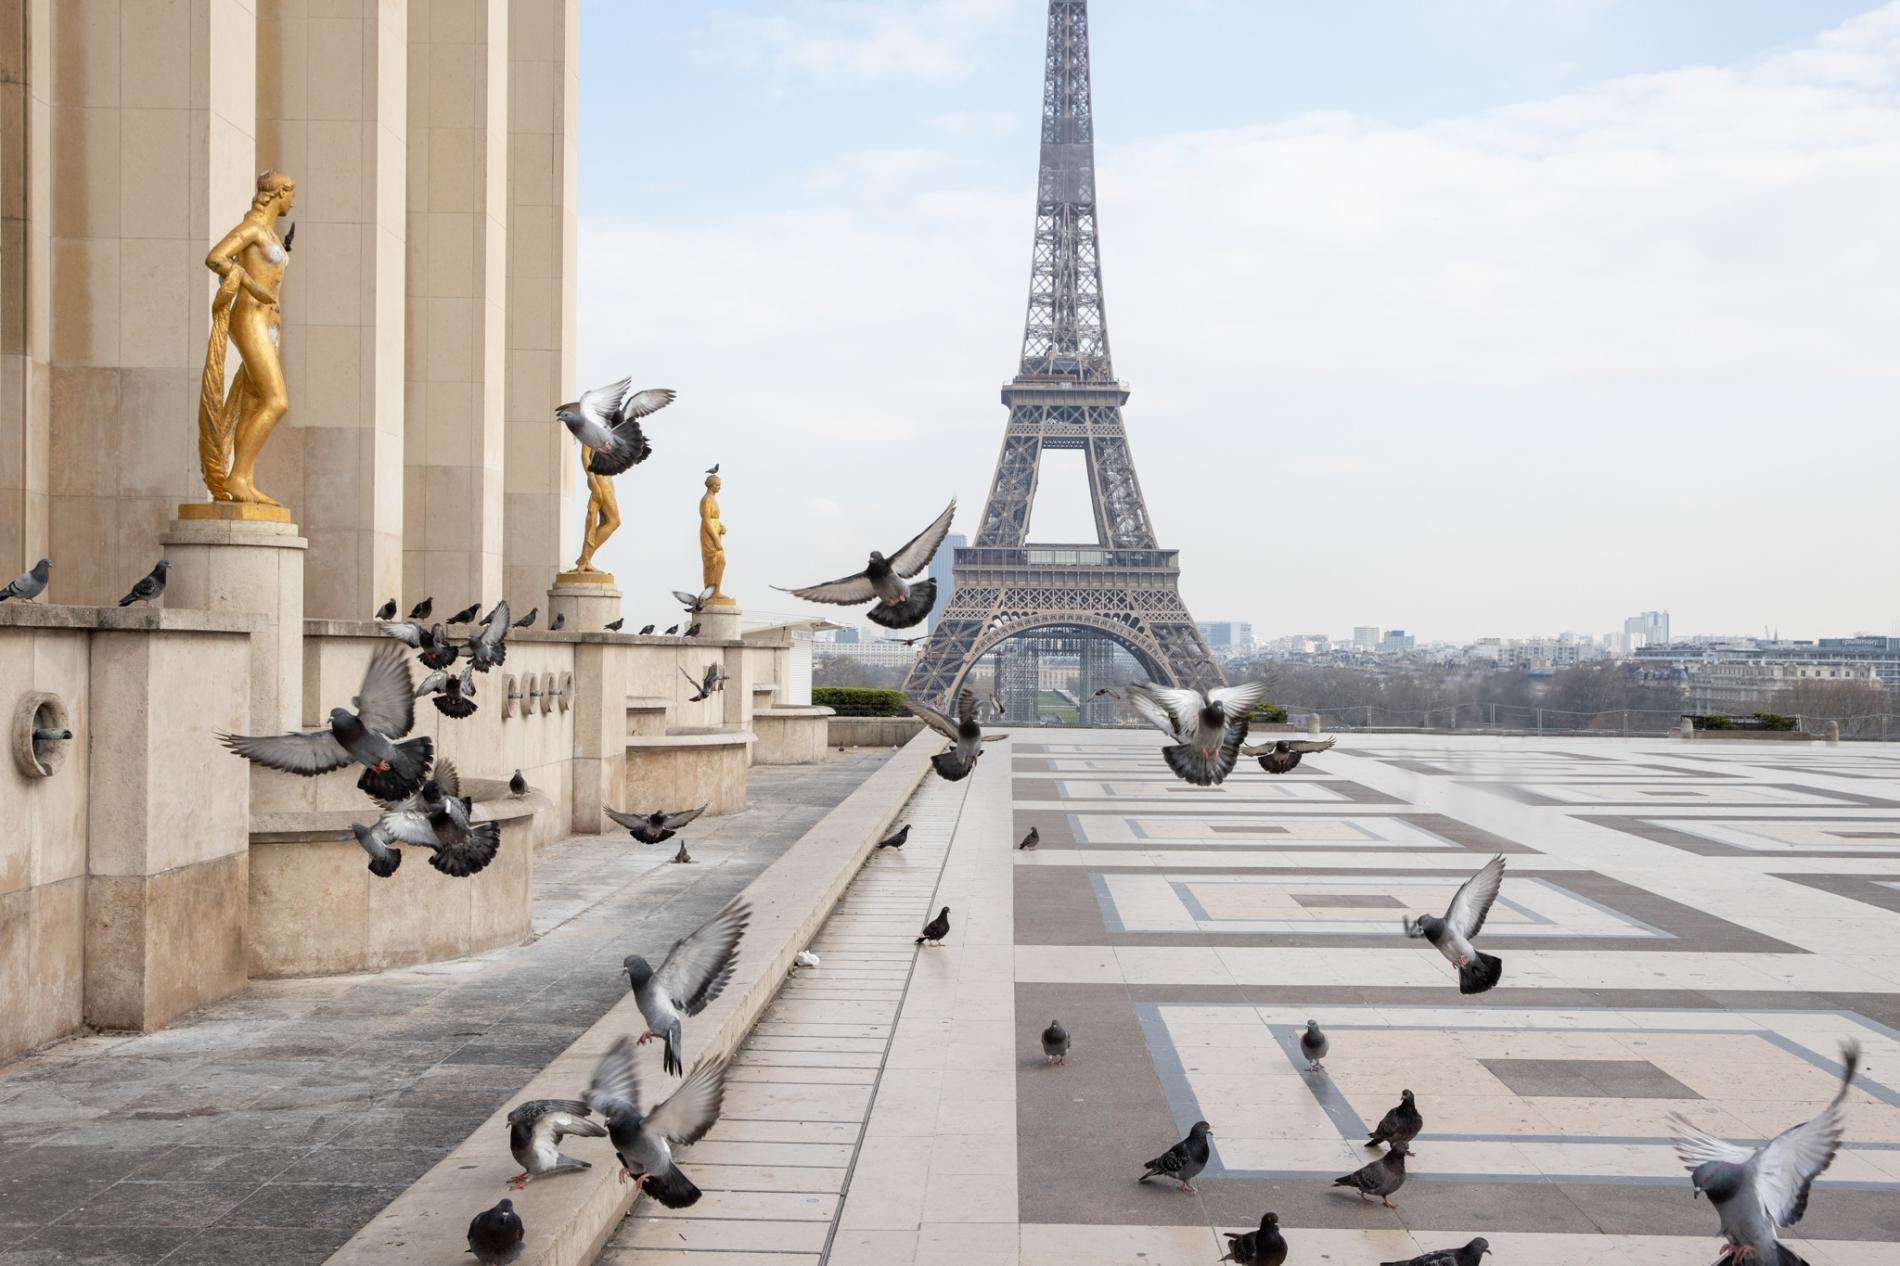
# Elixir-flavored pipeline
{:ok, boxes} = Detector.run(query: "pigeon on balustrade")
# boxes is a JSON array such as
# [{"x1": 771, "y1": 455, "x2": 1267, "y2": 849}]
[
  {"x1": 407, "y1": 596, "x2": 432, "y2": 621},
  {"x1": 509, "y1": 769, "x2": 527, "y2": 797},
  {"x1": 446, "y1": 602, "x2": 480, "y2": 626},
  {"x1": 116, "y1": 560, "x2": 170, "y2": 607},
  {"x1": 623, "y1": 899, "x2": 751, "y2": 1077},
  {"x1": 550, "y1": 613, "x2": 566, "y2": 630},
  {"x1": 605, "y1": 618, "x2": 625, "y2": 632},
  {"x1": 773, "y1": 499, "x2": 956, "y2": 629},
  {"x1": 584, "y1": 1036, "x2": 725, "y2": 1207},
  {"x1": 512, "y1": 607, "x2": 538, "y2": 629},
  {"x1": 638, "y1": 624, "x2": 655, "y2": 635},
  {"x1": 1403, "y1": 855, "x2": 1507, "y2": 995},
  {"x1": 0, "y1": 557, "x2": 50, "y2": 602},
  {"x1": 375, "y1": 598, "x2": 397, "y2": 620},
  {"x1": 558, "y1": 379, "x2": 675, "y2": 475},
  {"x1": 1139, "y1": 1120, "x2": 1212, "y2": 1194}
]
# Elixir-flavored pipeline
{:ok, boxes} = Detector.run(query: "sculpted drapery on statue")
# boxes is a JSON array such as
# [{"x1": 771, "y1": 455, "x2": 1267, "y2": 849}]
[
  {"x1": 699, "y1": 475, "x2": 731, "y2": 603},
  {"x1": 195, "y1": 170, "x2": 296, "y2": 511}
]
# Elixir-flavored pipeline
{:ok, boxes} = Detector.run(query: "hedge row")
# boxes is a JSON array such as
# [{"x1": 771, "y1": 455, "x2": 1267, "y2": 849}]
[{"x1": 813, "y1": 687, "x2": 910, "y2": 717}]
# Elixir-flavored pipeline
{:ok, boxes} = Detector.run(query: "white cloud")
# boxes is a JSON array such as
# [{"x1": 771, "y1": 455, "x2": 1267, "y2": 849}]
[{"x1": 693, "y1": 0, "x2": 1015, "y2": 87}]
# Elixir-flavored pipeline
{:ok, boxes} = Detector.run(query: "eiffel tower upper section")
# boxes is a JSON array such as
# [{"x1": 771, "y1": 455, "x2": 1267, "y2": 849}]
[{"x1": 904, "y1": 0, "x2": 1224, "y2": 708}]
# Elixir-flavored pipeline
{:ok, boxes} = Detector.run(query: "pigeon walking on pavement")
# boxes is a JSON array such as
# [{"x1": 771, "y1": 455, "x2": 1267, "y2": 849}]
[
  {"x1": 907, "y1": 689, "x2": 1005, "y2": 782},
  {"x1": 506, "y1": 1099, "x2": 609, "y2": 1189},
  {"x1": 1017, "y1": 827, "x2": 1039, "y2": 851},
  {"x1": 116, "y1": 560, "x2": 170, "y2": 607},
  {"x1": 1041, "y1": 1020, "x2": 1070, "y2": 1065},
  {"x1": 875, "y1": 824, "x2": 910, "y2": 850},
  {"x1": 607, "y1": 803, "x2": 707, "y2": 846},
  {"x1": 1221, "y1": 1212, "x2": 1288, "y2": 1266},
  {"x1": 1139, "y1": 1121, "x2": 1213, "y2": 1194},
  {"x1": 466, "y1": 1198, "x2": 525, "y2": 1265},
  {"x1": 1672, "y1": 1040, "x2": 1860, "y2": 1266},
  {"x1": 220, "y1": 642, "x2": 433, "y2": 800},
  {"x1": 1379, "y1": 1239, "x2": 1490, "y2": 1266},
  {"x1": 1333, "y1": 1144, "x2": 1407, "y2": 1208},
  {"x1": 625, "y1": 899, "x2": 751, "y2": 1077},
  {"x1": 1242, "y1": 736, "x2": 1336, "y2": 775},
  {"x1": 773, "y1": 499, "x2": 957, "y2": 629},
  {"x1": 1300, "y1": 1019, "x2": 1329, "y2": 1071},
  {"x1": 558, "y1": 379, "x2": 676, "y2": 475},
  {"x1": 1367, "y1": 1090, "x2": 1423, "y2": 1153},
  {"x1": 1125, "y1": 681, "x2": 1266, "y2": 786},
  {"x1": 0, "y1": 557, "x2": 50, "y2": 602},
  {"x1": 1404, "y1": 855, "x2": 1507, "y2": 995},
  {"x1": 916, "y1": 906, "x2": 950, "y2": 946},
  {"x1": 583, "y1": 1035, "x2": 726, "y2": 1207}
]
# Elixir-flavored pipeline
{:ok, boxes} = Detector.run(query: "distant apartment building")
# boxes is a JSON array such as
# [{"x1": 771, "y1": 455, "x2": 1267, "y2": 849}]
[
  {"x1": 1352, "y1": 626, "x2": 1382, "y2": 649},
  {"x1": 1620, "y1": 610, "x2": 1669, "y2": 655},
  {"x1": 1634, "y1": 636, "x2": 1900, "y2": 705},
  {"x1": 1378, "y1": 629, "x2": 1415, "y2": 654},
  {"x1": 812, "y1": 637, "x2": 917, "y2": 671},
  {"x1": 1689, "y1": 661, "x2": 1883, "y2": 713},
  {"x1": 1196, "y1": 621, "x2": 1254, "y2": 660},
  {"x1": 923, "y1": 532, "x2": 968, "y2": 634}
]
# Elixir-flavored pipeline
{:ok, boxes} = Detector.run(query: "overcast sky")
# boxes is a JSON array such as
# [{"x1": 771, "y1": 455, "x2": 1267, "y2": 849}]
[{"x1": 576, "y1": 0, "x2": 1900, "y2": 645}]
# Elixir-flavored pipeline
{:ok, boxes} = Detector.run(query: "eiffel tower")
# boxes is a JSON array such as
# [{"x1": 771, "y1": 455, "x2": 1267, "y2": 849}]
[{"x1": 903, "y1": 0, "x2": 1224, "y2": 715}]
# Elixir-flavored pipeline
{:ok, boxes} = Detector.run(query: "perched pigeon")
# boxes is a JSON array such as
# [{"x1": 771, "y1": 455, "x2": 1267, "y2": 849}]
[
  {"x1": 220, "y1": 642, "x2": 433, "y2": 800},
  {"x1": 1333, "y1": 1144, "x2": 1407, "y2": 1207},
  {"x1": 606, "y1": 803, "x2": 708, "y2": 846},
  {"x1": 1404, "y1": 855, "x2": 1507, "y2": 995},
  {"x1": 350, "y1": 820, "x2": 403, "y2": 878},
  {"x1": 374, "y1": 760, "x2": 501, "y2": 876},
  {"x1": 407, "y1": 596, "x2": 433, "y2": 621},
  {"x1": 907, "y1": 689, "x2": 1005, "y2": 782},
  {"x1": 1126, "y1": 681, "x2": 1266, "y2": 786},
  {"x1": 509, "y1": 769, "x2": 527, "y2": 797},
  {"x1": 1221, "y1": 1212, "x2": 1288, "y2": 1266},
  {"x1": 1017, "y1": 827, "x2": 1039, "y2": 851},
  {"x1": 773, "y1": 499, "x2": 956, "y2": 629},
  {"x1": 638, "y1": 624, "x2": 655, "y2": 635},
  {"x1": 1242, "y1": 737, "x2": 1336, "y2": 775},
  {"x1": 1139, "y1": 1121, "x2": 1213, "y2": 1193},
  {"x1": 0, "y1": 557, "x2": 50, "y2": 602},
  {"x1": 583, "y1": 1036, "x2": 725, "y2": 1207},
  {"x1": 705, "y1": 463, "x2": 719, "y2": 475},
  {"x1": 665, "y1": 624, "x2": 680, "y2": 636},
  {"x1": 415, "y1": 663, "x2": 478, "y2": 718},
  {"x1": 605, "y1": 618, "x2": 625, "y2": 632},
  {"x1": 672, "y1": 585, "x2": 715, "y2": 617},
  {"x1": 681, "y1": 663, "x2": 725, "y2": 702},
  {"x1": 550, "y1": 612, "x2": 566, "y2": 630},
  {"x1": 506, "y1": 1098, "x2": 608, "y2": 1189},
  {"x1": 683, "y1": 622, "x2": 701, "y2": 638},
  {"x1": 1300, "y1": 1019, "x2": 1328, "y2": 1071},
  {"x1": 558, "y1": 379, "x2": 676, "y2": 475},
  {"x1": 512, "y1": 607, "x2": 538, "y2": 629},
  {"x1": 466, "y1": 601, "x2": 510, "y2": 671},
  {"x1": 625, "y1": 899, "x2": 751, "y2": 1076},
  {"x1": 375, "y1": 598, "x2": 397, "y2": 620},
  {"x1": 1041, "y1": 1020, "x2": 1070, "y2": 1065},
  {"x1": 466, "y1": 1198, "x2": 525, "y2": 1265},
  {"x1": 1367, "y1": 1089, "x2": 1423, "y2": 1153},
  {"x1": 875, "y1": 824, "x2": 910, "y2": 850},
  {"x1": 116, "y1": 560, "x2": 170, "y2": 607},
  {"x1": 916, "y1": 906, "x2": 950, "y2": 946},
  {"x1": 1672, "y1": 1040, "x2": 1860, "y2": 1266},
  {"x1": 1378, "y1": 1239, "x2": 1490, "y2": 1266}
]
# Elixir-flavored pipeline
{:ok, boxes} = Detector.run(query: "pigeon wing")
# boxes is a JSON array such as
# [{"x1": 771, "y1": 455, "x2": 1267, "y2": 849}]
[
  {"x1": 1208, "y1": 680, "x2": 1268, "y2": 715},
  {"x1": 603, "y1": 807, "x2": 654, "y2": 832},
  {"x1": 655, "y1": 899, "x2": 751, "y2": 1016},
  {"x1": 376, "y1": 809, "x2": 442, "y2": 847},
  {"x1": 1127, "y1": 689, "x2": 1183, "y2": 739},
  {"x1": 1289, "y1": 738, "x2": 1337, "y2": 754},
  {"x1": 661, "y1": 804, "x2": 708, "y2": 831},
  {"x1": 955, "y1": 689, "x2": 978, "y2": 725},
  {"x1": 774, "y1": 571, "x2": 878, "y2": 605},
  {"x1": 614, "y1": 386, "x2": 676, "y2": 421},
  {"x1": 1750, "y1": 1041, "x2": 1859, "y2": 1227},
  {"x1": 584, "y1": 1035, "x2": 641, "y2": 1118},
  {"x1": 477, "y1": 603, "x2": 511, "y2": 653},
  {"x1": 221, "y1": 729, "x2": 352, "y2": 776},
  {"x1": 885, "y1": 498, "x2": 957, "y2": 578},
  {"x1": 578, "y1": 377, "x2": 633, "y2": 429},
  {"x1": 432, "y1": 758, "x2": 462, "y2": 800},
  {"x1": 644, "y1": 1056, "x2": 728, "y2": 1147},
  {"x1": 1443, "y1": 854, "x2": 1506, "y2": 939},
  {"x1": 353, "y1": 642, "x2": 418, "y2": 738},
  {"x1": 1133, "y1": 683, "x2": 1206, "y2": 736},
  {"x1": 904, "y1": 699, "x2": 962, "y2": 741}
]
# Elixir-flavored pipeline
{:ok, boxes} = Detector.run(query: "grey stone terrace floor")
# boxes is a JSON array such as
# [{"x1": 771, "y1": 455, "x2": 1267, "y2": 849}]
[{"x1": 0, "y1": 751, "x2": 891, "y2": 1266}]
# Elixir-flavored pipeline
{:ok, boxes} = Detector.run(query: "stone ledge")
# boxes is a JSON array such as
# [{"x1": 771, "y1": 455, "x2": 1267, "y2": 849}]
[
  {"x1": 0, "y1": 605, "x2": 263, "y2": 634},
  {"x1": 304, "y1": 619, "x2": 745, "y2": 649},
  {"x1": 623, "y1": 728, "x2": 756, "y2": 749},
  {"x1": 250, "y1": 790, "x2": 549, "y2": 841},
  {"x1": 321, "y1": 729, "x2": 939, "y2": 1266}
]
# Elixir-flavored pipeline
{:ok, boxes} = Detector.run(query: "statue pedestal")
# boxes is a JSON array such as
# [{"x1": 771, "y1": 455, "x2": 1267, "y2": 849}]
[
  {"x1": 697, "y1": 600, "x2": 742, "y2": 642},
  {"x1": 162, "y1": 515, "x2": 306, "y2": 736},
  {"x1": 548, "y1": 572, "x2": 621, "y2": 634}
]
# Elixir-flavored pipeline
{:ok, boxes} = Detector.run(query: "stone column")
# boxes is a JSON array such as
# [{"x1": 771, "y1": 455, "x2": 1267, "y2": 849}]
[
  {"x1": 161, "y1": 517, "x2": 305, "y2": 739},
  {"x1": 0, "y1": 0, "x2": 51, "y2": 578},
  {"x1": 403, "y1": 0, "x2": 507, "y2": 609},
  {"x1": 254, "y1": 0, "x2": 406, "y2": 620},
  {"x1": 45, "y1": 0, "x2": 258, "y2": 605},
  {"x1": 568, "y1": 638, "x2": 625, "y2": 834},
  {"x1": 502, "y1": 0, "x2": 578, "y2": 608},
  {"x1": 546, "y1": 575, "x2": 619, "y2": 634}
]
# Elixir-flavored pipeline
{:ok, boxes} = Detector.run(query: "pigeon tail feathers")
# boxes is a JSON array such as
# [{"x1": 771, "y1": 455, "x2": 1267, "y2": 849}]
[
  {"x1": 367, "y1": 850, "x2": 401, "y2": 878},
  {"x1": 929, "y1": 750, "x2": 974, "y2": 781},
  {"x1": 1458, "y1": 951, "x2": 1504, "y2": 995},
  {"x1": 355, "y1": 736, "x2": 433, "y2": 801},
  {"x1": 434, "y1": 694, "x2": 477, "y2": 719},
  {"x1": 641, "y1": 1164, "x2": 701, "y2": 1208}
]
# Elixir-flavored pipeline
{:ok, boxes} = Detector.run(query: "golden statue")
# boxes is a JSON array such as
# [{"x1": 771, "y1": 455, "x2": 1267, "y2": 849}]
[
  {"x1": 571, "y1": 449, "x2": 618, "y2": 573},
  {"x1": 194, "y1": 170, "x2": 296, "y2": 511},
  {"x1": 699, "y1": 474, "x2": 731, "y2": 603}
]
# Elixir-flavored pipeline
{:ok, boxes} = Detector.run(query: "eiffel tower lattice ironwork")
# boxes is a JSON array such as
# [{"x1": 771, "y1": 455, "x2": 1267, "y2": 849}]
[{"x1": 904, "y1": 0, "x2": 1224, "y2": 711}]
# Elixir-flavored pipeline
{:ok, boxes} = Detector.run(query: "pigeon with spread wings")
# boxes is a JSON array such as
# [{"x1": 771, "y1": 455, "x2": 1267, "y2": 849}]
[
  {"x1": 906, "y1": 688, "x2": 1004, "y2": 782},
  {"x1": 583, "y1": 1036, "x2": 727, "y2": 1207},
  {"x1": 505, "y1": 1099, "x2": 608, "y2": 1189},
  {"x1": 1242, "y1": 736, "x2": 1335, "y2": 774},
  {"x1": 373, "y1": 759, "x2": 501, "y2": 877},
  {"x1": 1126, "y1": 681, "x2": 1265, "y2": 786},
  {"x1": 1403, "y1": 854, "x2": 1506, "y2": 994},
  {"x1": 466, "y1": 600, "x2": 510, "y2": 671},
  {"x1": 625, "y1": 899, "x2": 751, "y2": 1076},
  {"x1": 1671, "y1": 1040, "x2": 1860, "y2": 1266},
  {"x1": 220, "y1": 641, "x2": 433, "y2": 800},
  {"x1": 773, "y1": 499, "x2": 955, "y2": 629},
  {"x1": 606, "y1": 803, "x2": 707, "y2": 846},
  {"x1": 557, "y1": 379, "x2": 676, "y2": 476}
]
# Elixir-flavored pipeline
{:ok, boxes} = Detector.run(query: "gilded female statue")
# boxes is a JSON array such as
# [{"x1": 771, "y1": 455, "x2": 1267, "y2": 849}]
[
  {"x1": 197, "y1": 170, "x2": 296, "y2": 506},
  {"x1": 572, "y1": 451, "x2": 617, "y2": 573},
  {"x1": 699, "y1": 474, "x2": 729, "y2": 601}
]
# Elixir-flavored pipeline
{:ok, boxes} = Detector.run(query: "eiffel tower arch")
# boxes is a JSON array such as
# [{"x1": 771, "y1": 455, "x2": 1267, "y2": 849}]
[{"x1": 904, "y1": 0, "x2": 1224, "y2": 711}]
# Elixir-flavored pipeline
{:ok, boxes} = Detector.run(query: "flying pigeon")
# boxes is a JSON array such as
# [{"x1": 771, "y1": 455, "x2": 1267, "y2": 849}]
[
  {"x1": 116, "y1": 560, "x2": 170, "y2": 607},
  {"x1": 583, "y1": 1035, "x2": 726, "y2": 1207},
  {"x1": 683, "y1": 622, "x2": 701, "y2": 638},
  {"x1": 705, "y1": 463, "x2": 719, "y2": 475},
  {"x1": 664, "y1": 624, "x2": 679, "y2": 636},
  {"x1": 1017, "y1": 827, "x2": 1039, "y2": 851},
  {"x1": 1242, "y1": 736, "x2": 1336, "y2": 775},
  {"x1": 681, "y1": 663, "x2": 725, "y2": 702},
  {"x1": 1403, "y1": 854, "x2": 1507, "y2": 994},
  {"x1": 1125, "y1": 681, "x2": 1266, "y2": 786},
  {"x1": 379, "y1": 619, "x2": 457, "y2": 668},
  {"x1": 773, "y1": 499, "x2": 956, "y2": 629},
  {"x1": 606, "y1": 803, "x2": 708, "y2": 846},
  {"x1": 883, "y1": 635, "x2": 927, "y2": 646},
  {"x1": 220, "y1": 642, "x2": 433, "y2": 800},
  {"x1": 876, "y1": 824, "x2": 909, "y2": 850},
  {"x1": 510, "y1": 769, "x2": 527, "y2": 797},
  {"x1": 1091, "y1": 687, "x2": 1121, "y2": 700},
  {"x1": 466, "y1": 601, "x2": 511, "y2": 671},
  {"x1": 625, "y1": 900, "x2": 751, "y2": 1076},
  {"x1": 512, "y1": 607, "x2": 538, "y2": 629},
  {"x1": 1299, "y1": 1019, "x2": 1328, "y2": 1071},
  {"x1": 1139, "y1": 1120, "x2": 1213, "y2": 1194},
  {"x1": 414, "y1": 662, "x2": 478, "y2": 718},
  {"x1": 1367, "y1": 1089, "x2": 1423, "y2": 1153},
  {"x1": 1334, "y1": 1143, "x2": 1407, "y2": 1207},
  {"x1": 989, "y1": 690, "x2": 1006, "y2": 720},
  {"x1": 349, "y1": 820, "x2": 403, "y2": 878},
  {"x1": 466, "y1": 1198, "x2": 525, "y2": 1265},
  {"x1": 1041, "y1": 1020, "x2": 1070, "y2": 1065},
  {"x1": 1672, "y1": 1040, "x2": 1860, "y2": 1266},
  {"x1": 605, "y1": 618, "x2": 625, "y2": 632},
  {"x1": 375, "y1": 598, "x2": 397, "y2": 620},
  {"x1": 557, "y1": 379, "x2": 676, "y2": 475},
  {"x1": 1379, "y1": 1240, "x2": 1490, "y2": 1266},
  {"x1": 506, "y1": 1098, "x2": 608, "y2": 1189},
  {"x1": 916, "y1": 906, "x2": 950, "y2": 946},
  {"x1": 638, "y1": 624, "x2": 655, "y2": 635},
  {"x1": 0, "y1": 557, "x2": 50, "y2": 602},
  {"x1": 1221, "y1": 1212, "x2": 1288, "y2": 1266},
  {"x1": 407, "y1": 596, "x2": 433, "y2": 621},
  {"x1": 906, "y1": 689, "x2": 1005, "y2": 782},
  {"x1": 550, "y1": 613, "x2": 566, "y2": 630},
  {"x1": 672, "y1": 585, "x2": 715, "y2": 616},
  {"x1": 373, "y1": 760, "x2": 501, "y2": 876}
]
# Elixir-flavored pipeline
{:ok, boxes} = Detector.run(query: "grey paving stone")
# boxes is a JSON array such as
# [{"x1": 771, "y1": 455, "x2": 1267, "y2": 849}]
[
  {"x1": 210, "y1": 1181, "x2": 407, "y2": 1229},
  {"x1": 0, "y1": 1226, "x2": 195, "y2": 1264},
  {"x1": 144, "y1": 1225, "x2": 354, "y2": 1266},
  {"x1": 1479, "y1": 1058, "x2": 1700, "y2": 1099},
  {"x1": 51, "y1": 1182, "x2": 254, "y2": 1229}
]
